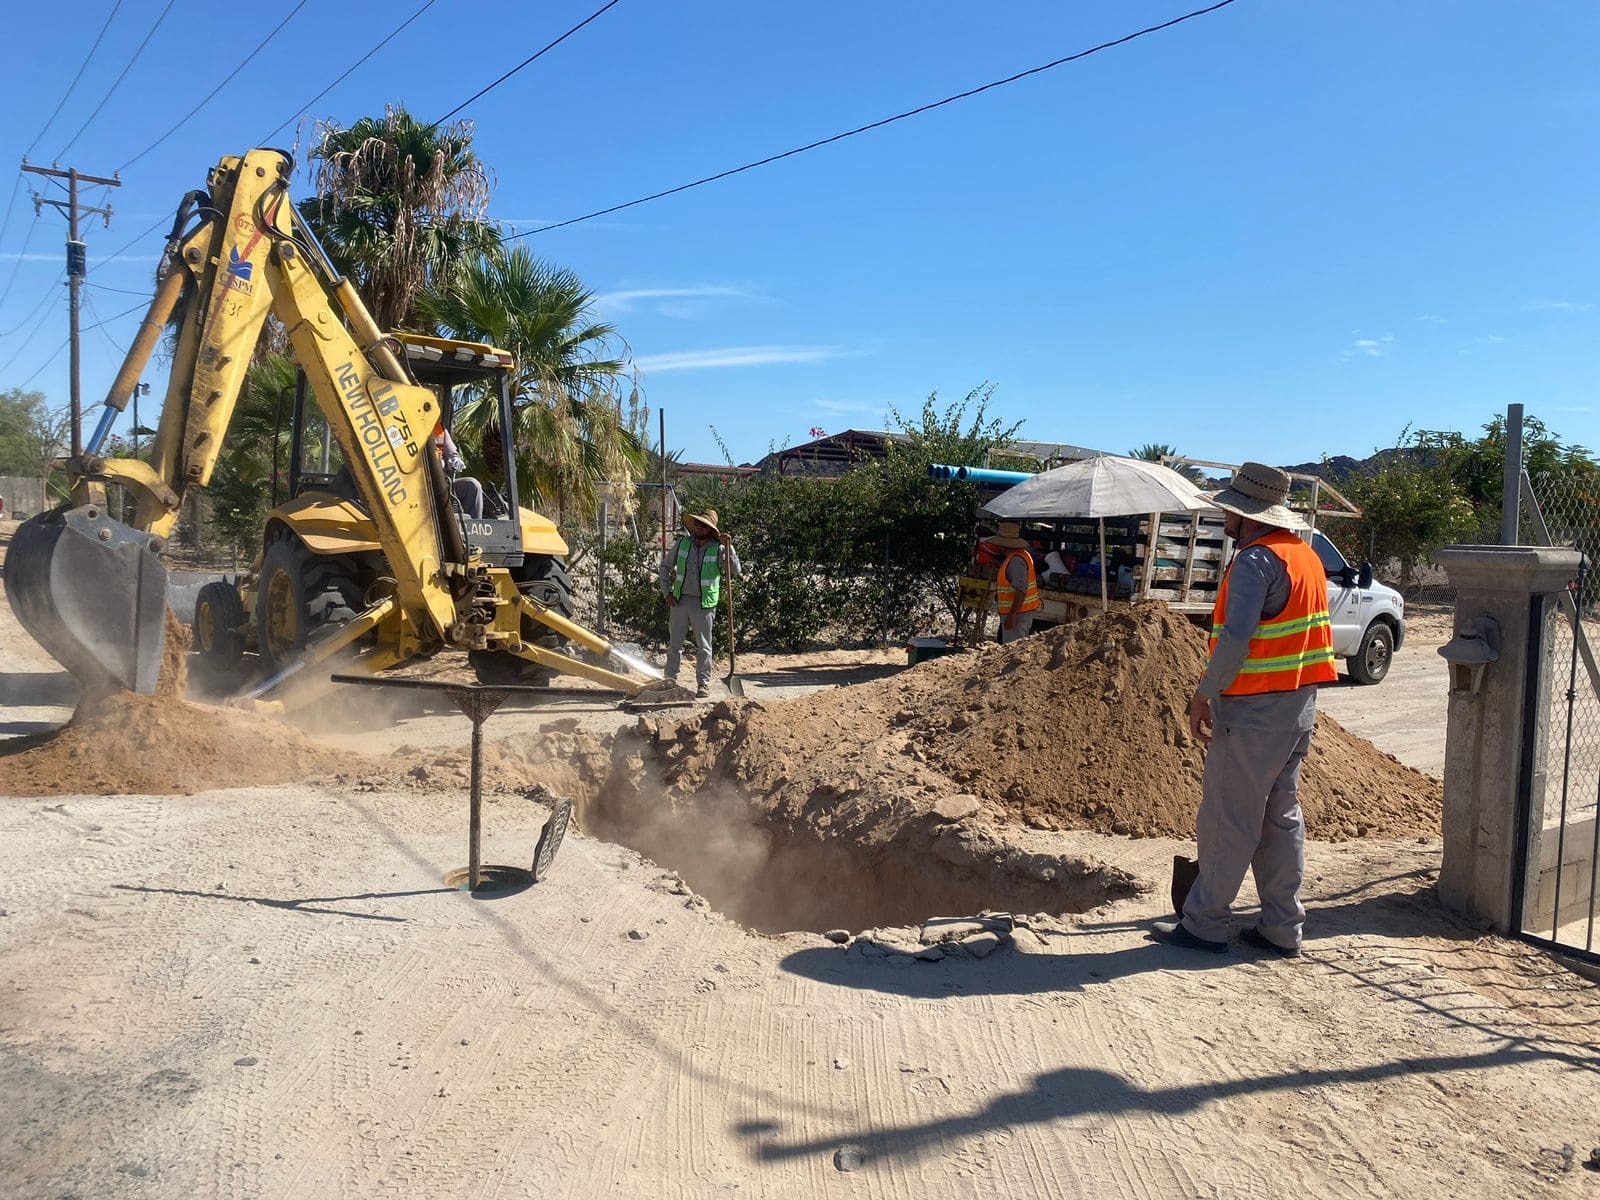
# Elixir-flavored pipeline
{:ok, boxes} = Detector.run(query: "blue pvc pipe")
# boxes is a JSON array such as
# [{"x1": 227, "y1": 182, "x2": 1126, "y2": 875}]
[{"x1": 926, "y1": 463, "x2": 1033, "y2": 486}]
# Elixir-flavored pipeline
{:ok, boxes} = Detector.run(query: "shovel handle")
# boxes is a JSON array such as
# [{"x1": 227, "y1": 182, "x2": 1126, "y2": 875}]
[{"x1": 721, "y1": 535, "x2": 736, "y2": 676}]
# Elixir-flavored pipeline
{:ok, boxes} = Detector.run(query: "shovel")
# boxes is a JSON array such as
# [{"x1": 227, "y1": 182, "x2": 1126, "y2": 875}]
[{"x1": 721, "y1": 535, "x2": 746, "y2": 697}]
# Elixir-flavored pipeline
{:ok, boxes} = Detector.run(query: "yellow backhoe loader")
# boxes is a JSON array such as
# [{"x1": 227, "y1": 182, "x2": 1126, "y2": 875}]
[{"x1": 6, "y1": 148, "x2": 660, "y2": 699}]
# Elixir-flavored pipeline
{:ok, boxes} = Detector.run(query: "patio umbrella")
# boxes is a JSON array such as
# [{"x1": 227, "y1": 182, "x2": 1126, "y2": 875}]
[{"x1": 981, "y1": 456, "x2": 1211, "y2": 611}]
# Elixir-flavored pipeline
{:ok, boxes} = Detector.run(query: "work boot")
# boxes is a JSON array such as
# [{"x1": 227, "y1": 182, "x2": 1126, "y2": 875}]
[
  {"x1": 1148, "y1": 919, "x2": 1229, "y2": 954},
  {"x1": 1238, "y1": 926, "x2": 1301, "y2": 958},
  {"x1": 695, "y1": 685, "x2": 710, "y2": 698}
]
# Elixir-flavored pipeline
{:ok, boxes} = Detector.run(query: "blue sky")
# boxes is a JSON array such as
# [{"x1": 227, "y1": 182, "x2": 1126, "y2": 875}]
[{"x1": 0, "y1": 0, "x2": 1595, "y2": 467}]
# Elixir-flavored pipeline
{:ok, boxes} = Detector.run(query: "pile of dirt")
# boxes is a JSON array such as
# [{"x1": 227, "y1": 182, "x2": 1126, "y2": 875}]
[
  {"x1": 341, "y1": 729, "x2": 612, "y2": 802},
  {"x1": 646, "y1": 606, "x2": 1442, "y2": 842},
  {"x1": 2, "y1": 692, "x2": 356, "y2": 797}
]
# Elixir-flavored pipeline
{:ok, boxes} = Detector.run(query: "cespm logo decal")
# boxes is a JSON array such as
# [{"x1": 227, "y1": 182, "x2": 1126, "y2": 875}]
[{"x1": 227, "y1": 246, "x2": 253, "y2": 281}]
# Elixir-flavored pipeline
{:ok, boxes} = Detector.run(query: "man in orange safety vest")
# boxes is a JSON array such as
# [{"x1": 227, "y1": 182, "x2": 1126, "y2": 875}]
[
  {"x1": 989, "y1": 522, "x2": 1041, "y2": 644},
  {"x1": 1152, "y1": 462, "x2": 1336, "y2": 959}
]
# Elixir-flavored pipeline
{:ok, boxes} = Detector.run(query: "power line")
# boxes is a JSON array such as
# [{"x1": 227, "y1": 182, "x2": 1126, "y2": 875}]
[
  {"x1": 513, "y1": 0, "x2": 1241, "y2": 239},
  {"x1": 430, "y1": 0, "x2": 623, "y2": 128},
  {"x1": 262, "y1": 0, "x2": 441, "y2": 143},
  {"x1": 97, "y1": 213, "x2": 168, "y2": 266},
  {"x1": 0, "y1": 208, "x2": 44, "y2": 312},
  {"x1": 0, "y1": 173, "x2": 23, "y2": 259},
  {"x1": 81, "y1": 289, "x2": 131, "y2": 357},
  {"x1": 17, "y1": 339, "x2": 68, "y2": 388},
  {"x1": 0, "y1": 292, "x2": 62, "y2": 376},
  {"x1": 0, "y1": 274, "x2": 63, "y2": 339},
  {"x1": 87, "y1": 279, "x2": 155, "y2": 296},
  {"x1": 120, "y1": 0, "x2": 316, "y2": 173},
  {"x1": 57, "y1": 0, "x2": 181, "y2": 159},
  {"x1": 23, "y1": 0, "x2": 127, "y2": 160},
  {"x1": 83, "y1": 300, "x2": 146, "y2": 331}
]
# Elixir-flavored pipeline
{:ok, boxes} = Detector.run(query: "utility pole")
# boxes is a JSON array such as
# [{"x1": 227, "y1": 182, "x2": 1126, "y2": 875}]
[{"x1": 22, "y1": 161, "x2": 120, "y2": 461}]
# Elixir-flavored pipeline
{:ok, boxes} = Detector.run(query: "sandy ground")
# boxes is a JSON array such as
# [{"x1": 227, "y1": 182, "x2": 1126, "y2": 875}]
[{"x1": 5, "y1": 534, "x2": 1600, "y2": 1198}]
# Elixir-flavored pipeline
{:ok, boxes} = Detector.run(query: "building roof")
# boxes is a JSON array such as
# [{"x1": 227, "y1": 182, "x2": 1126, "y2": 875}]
[
  {"x1": 1001, "y1": 438, "x2": 1107, "y2": 464},
  {"x1": 763, "y1": 429, "x2": 1109, "y2": 474}
]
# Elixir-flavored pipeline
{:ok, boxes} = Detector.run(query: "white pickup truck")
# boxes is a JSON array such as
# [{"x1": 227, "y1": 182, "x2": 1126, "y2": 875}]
[{"x1": 1310, "y1": 529, "x2": 1405, "y2": 684}]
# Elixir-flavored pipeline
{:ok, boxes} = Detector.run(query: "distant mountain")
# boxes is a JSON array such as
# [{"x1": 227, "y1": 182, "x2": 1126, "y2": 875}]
[{"x1": 1281, "y1": 448, "x2": 1422, "y2": 482}]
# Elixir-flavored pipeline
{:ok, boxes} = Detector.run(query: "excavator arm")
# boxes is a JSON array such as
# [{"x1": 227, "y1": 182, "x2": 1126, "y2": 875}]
[{"x1": 8, "y1": 149, "x2": 467, "y2": 691}]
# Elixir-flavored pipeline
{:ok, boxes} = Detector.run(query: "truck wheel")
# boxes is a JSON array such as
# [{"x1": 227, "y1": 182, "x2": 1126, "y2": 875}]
[
  {"x1": 1347, "y1": 622, "x2": 1394, "y2": 685},
  {"x1": 471, "y1": 555, "x2": 576, "y2": 686},
  {"x1": 193, "y1": 580, "x2": 246, "y2": 667},
  {"x1": 256, "y1": 533, "x2": 364, "y2": 671}
]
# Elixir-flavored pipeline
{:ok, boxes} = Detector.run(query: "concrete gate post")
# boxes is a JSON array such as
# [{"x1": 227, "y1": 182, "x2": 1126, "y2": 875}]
[{"x1": 1431, "y1": 546, "x2": 1582, "y2": 932}]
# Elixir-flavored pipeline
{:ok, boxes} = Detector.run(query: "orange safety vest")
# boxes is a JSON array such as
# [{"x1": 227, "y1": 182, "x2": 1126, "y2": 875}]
[
  {"x1": 1209, "y1": 529, "x2": 1337, "y2": 695},
  {"x1": 995, "y1": 550, "x2": 1041, "y2": 615}
]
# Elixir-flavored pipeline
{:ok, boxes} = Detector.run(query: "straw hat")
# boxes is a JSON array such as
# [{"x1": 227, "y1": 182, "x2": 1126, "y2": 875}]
[
  {"x1": 684, "y1": 509, "x2": 720, "y2": 537},
  {"x1": 1209, "y1": 462, "x2": 1309, "y2": 531},
  {"x1": 986, "y1": 521, "x2": 1032, "y2": 550}
]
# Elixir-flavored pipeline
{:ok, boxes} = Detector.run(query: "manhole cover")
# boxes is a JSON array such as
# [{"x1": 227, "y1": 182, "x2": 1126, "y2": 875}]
[{"x1": 443, "y1": 864, "x2": 533, "y2": 895}]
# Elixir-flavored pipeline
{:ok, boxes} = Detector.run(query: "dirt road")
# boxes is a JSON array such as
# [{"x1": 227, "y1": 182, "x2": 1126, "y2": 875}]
[{"x1": 6, "y1": 575, "x2": 1599, "y2": 1198}]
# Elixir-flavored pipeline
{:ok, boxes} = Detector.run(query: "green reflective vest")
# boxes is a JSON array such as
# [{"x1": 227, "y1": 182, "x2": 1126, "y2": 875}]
[{"x1": 672, "y1": 536, "x2": 722, "y2": 608}]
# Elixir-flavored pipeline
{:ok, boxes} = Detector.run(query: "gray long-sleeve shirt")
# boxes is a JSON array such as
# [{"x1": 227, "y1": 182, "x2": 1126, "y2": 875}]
[
  {"x1": 659, "y1": 536, "x2": 742, "y2": 601},
  {"x1": 1197, "y1": 530, "x2": 1317, "y2": 731}
]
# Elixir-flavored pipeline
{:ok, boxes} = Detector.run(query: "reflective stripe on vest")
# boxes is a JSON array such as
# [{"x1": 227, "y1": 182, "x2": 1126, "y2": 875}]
[
  {"x1": 1208, "y1": 529, "x2": 1337, "y2": 695},
  {"x1": 672, "y1": 536, "x2": 722, "y2": 609},
  {"x1": 995, "y1": 550, "x2": 1041, "y2": 615}
]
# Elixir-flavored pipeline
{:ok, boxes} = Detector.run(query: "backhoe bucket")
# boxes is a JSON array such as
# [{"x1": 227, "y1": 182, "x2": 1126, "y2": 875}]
[{"x1": 5, "y1": 505, "x2": 169, "y2": 695}]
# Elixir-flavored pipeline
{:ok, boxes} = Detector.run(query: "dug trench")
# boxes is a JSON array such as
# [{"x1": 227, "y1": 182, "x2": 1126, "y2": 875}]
[
  {"x1": 357, "y1": 608, "x2": 1443, "y2": 935},
  {"x1": 5, "y1": 607, "x2": 1444, "y2": 937}
]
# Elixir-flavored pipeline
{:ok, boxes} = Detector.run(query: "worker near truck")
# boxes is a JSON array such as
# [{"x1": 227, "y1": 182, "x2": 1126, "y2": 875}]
[
  {"x1": 659, "y1": 509, "x2": 742, "y2": 697},
  {"x1": 990, "y1": 522, "x2": 1041, "y2": 644},
  {"x1": 1151, "y1": 462, "x2": 1336, "y2": 958}
]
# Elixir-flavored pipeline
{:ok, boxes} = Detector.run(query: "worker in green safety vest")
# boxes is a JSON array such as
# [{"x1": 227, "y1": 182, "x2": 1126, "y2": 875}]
[{"x1": 658, "y1": 508, "x2": 743, "y2": 697}]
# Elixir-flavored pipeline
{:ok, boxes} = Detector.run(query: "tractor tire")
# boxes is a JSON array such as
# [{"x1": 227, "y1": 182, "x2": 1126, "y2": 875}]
[
  {"x1": 1347, "y1": 621, "x2": 1394, "y2": 686},
  {"x1": 471, "y1": 554, "x2": 575, "y2": 686},
  {"x1": 193, "y1": 579, "x2": 247, "y2": 668},
  {"x1": 255, "y1": 532, "x2": 365, "y2": 672}
]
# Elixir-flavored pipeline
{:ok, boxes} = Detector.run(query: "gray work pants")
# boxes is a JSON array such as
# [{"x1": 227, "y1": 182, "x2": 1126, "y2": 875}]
[
  {"x1": 998, "y1": 612, "x2": 1035, "y2": 644},
  {"x1": 1181, "y1": 698, "x2": 1313, "y2": 948},
  {"x1": 666, "y1": 599, "x2": 716, "y2": 690}
]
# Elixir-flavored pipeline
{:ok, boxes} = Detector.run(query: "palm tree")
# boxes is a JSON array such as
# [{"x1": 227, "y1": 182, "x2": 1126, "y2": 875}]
[
  {"x1": 418, "y1": 246, "x2": 645, "y2": 523},
  {"x1": 1130, "y1": 442, "x2": 1205, "y2": 483},
  {"x1": 298, "y1": 105, "x2": 500, "y2": 331}
]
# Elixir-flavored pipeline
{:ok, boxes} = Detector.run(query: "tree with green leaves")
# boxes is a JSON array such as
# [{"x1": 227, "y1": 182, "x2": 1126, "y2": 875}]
[
  {"x1": 0, "y1": 387, "x2": 69, "y2": 479},
  {"x1": 417, "y1": 245, "x2": 644, "y2": 524},
  {"x1": 299, "y1": 105, "x2": 500, "y2": 331},
  {"x1": 1341, "y1": 460, "x2": 1477, "y2": 592},
  {"x1": 606, "y1": 385, "x2": 1027, "y2": 651},
  {"x1": 1414, "y1": 414, "x2": 1599, "y2": 540}
]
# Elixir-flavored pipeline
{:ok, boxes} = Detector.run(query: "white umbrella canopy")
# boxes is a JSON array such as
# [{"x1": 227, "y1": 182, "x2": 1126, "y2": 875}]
[
  {"x1": 980, "y1": 454, "x2": 1210, "y2": 520},
  {"x1": 980, "y1": 456, "x2": 1211, "y2": 614}
]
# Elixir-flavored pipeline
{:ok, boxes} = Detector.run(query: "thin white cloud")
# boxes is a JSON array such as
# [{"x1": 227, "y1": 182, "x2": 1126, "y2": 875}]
[
  {"x1": 1475, "y1": 334, "x2": 1507, "y2": 344},
  {"x1": 1416, "y1": 314, "x2": 1449, "y2": 324},
  {"x1": 811, "y1": 397, "x2": 887, "y2": 417},
  {"x1": 1339, "y1": 331, "x2": 1395, "y2": 361},
  {"x1": 1528, "y1": 299, "x2": 1595, "y2": 314},
  {"x1": 595, "y1": 286, "x2": 751, "y2": 313},
  {"x1": 634, "y1": 345, "x2": 845, "y2": 373}
]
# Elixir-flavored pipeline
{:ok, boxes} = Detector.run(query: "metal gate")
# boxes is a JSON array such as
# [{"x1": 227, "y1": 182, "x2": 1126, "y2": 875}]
[{"x1": 1516, "y1": 473, "x2": 1600, "y2": 964}]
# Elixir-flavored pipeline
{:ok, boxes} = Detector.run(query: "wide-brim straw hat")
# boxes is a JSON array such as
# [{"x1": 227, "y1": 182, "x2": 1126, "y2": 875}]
[
  {"x1": 986, "y1": 521, "x2": 1032, "y2": 550},
  {"x1": 684, "y1": 509, "x2": 721, "y2": 536},
  {"x1": 1209, "y1": 462, "x2": 1309, "y2": 531}
]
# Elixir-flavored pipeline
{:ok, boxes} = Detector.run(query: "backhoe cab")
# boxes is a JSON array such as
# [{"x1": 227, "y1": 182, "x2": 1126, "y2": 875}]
[
  {"x1": 194, "y1": 334, "x2": 579, "y2": 686},
  {"x1": 7, "y1": 147, "x2": 658, "y2": 699}
]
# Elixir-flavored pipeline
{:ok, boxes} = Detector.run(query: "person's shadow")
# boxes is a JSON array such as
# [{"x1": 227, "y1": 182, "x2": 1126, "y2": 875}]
[{"x1": 736, "y1": 1047, "x2": 1549, "y2": 1169}]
